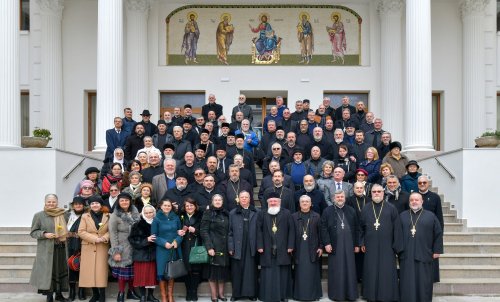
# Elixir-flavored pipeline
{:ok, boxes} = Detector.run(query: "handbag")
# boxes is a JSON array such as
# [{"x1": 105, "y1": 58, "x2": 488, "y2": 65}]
[
  {"x1": 164, "y1": 248, "x2": 187, "y2": 279},
  {"x1": 67, "y1": 252, "x2": 81, "y2": 271},
  {"x1": 189, "y1": 241, "x2": 208, "y2": 264}
]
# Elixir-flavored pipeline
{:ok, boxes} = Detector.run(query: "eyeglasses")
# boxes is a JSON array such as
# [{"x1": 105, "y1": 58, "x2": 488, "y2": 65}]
[
  {"x1": 194, "y1": 173, "x2": 205, "y2": 176},
  {"x1": 356, "y1": 174, "x2": 365, "y2": 176},
  {"x1": 272, "y1": 148, "x2": 281, "y2": 150},
  {"x1": 239, "y1": 97, "x2": 244, "y2": 99},
  {"x1": 371, "y1": 190, "x2": 383, "y2": 193},
  {"x1": 418, "y1": 181, "x2": 428, "y2": 185},
  {"x1": 82, "y1": 186, "x2": 93, "y2": 190},
  {"x1": 109, "y1": 189, "x2": 119, "y2": 192}
]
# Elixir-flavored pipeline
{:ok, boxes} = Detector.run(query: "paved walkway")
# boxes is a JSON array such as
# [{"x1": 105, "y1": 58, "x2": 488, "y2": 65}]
[{"x1": 0, "y1": 293, "x2": 500, "y2": 302}]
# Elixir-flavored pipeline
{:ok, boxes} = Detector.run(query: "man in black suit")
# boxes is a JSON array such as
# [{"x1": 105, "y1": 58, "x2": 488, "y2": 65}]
[
  {"x1": 201, "y1": 93, "x2": 223, "y2": 120},
  {"x1": 105, "y1": 117, "x2": 127, "y2": 162}
]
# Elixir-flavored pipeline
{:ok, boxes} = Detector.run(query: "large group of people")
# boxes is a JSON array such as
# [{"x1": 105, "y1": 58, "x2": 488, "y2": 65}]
[{"x1": 30, "y1": 95, "x2": 445, "y2": 302}]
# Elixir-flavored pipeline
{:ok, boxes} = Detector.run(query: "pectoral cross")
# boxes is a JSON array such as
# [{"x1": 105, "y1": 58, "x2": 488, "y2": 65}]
[
  {"x1": 411, "y1": 226, "x2": 416, "y2": 237},
  {"x1": 302, "y1": 233, "x2": 308, "y2": 240},
  {"x1": 235, "y1": 197, "x2": 239, "y2": 204},
  {"x1": 272, "y1": 224, "x2": 278, "y2": 234},
  {"x1": 341, "y1": 222, "x2": 345, "y2": 229},
  {"x1": 374, "y1": 219, "x2": 380, "y2": 230}
]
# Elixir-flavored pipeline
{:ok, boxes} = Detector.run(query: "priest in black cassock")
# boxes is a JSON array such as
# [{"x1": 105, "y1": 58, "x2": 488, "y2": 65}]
[
  {"x1": 228, "y1": 191, "x2": 259, "y2": 301},
  {"x1": 346, "y1": 181, "x2": 370, "y2": 282},
  {"x1": 418, "y1": 174, "x2": 444, "y2": 283},
  {"x1": 292, "y1": 195, "x2": 323, "y2": 301},
  {"x1": 257, "y1": 192, "x2": 295, "y2": 302},
  {"x1": 399, "y1": 192, "x2": 443, "y2": 302},
  {"x1": 360, "y1": 184, "x2": 403, "y2": 302},
  {"x1": 321, "y1": 190, "x2": 360, "y2": 301}
]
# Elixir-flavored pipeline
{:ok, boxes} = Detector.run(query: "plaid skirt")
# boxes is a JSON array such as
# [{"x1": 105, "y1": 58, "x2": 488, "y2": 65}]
[
  {"x1": 111, "y1": 265, "x2": 134, "y2": 281},
  {"x1": 133, "y1": 261, "x2": 157, "y2": 287}
]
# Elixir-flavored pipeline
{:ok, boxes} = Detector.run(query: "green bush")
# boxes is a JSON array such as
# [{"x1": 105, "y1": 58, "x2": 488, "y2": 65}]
[{"x1": 33, "y1": 128, "x2": 52, "y2": 140}]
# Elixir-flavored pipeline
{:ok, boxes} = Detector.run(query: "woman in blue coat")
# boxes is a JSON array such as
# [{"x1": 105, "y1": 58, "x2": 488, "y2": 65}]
[
  {"x1": 358, "y1": 147, "x2": 382, "y2": 184},
  {"x1": 152, "y1": 199, "x2": 182, "y2": 302}
]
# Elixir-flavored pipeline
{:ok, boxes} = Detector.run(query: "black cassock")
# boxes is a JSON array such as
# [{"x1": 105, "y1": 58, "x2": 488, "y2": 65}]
[
  {"x1": 321, "y1": 205, "x2": 360, "y2": 301},
  {"x1": 360, "y1": 201, "x2": 403, "y2": 302},
  {"x1": 399, "y1": 209, "x2": 443, "y2": 302},
  {"x1": 257, "y1": 209, "x2": 295, "y2": 302},
  {"x1": 421, "y1": 190, "x2": 444, "y2": 282},
  {"x1": 346, "y1": 194, "x2": 370, "y2": 282},
  {"x1": 292, "y1": 211, "x2": 322, "y2": 301}
]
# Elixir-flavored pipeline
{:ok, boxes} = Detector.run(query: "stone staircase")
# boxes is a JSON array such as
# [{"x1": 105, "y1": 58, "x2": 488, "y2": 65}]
[{"x1": 2, "y1": 169, "x2": 500, "y2": 296}]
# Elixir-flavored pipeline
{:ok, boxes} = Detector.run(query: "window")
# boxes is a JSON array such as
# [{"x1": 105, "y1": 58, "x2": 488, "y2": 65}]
[
  {"x1": 323, "y1": 92, "x2": 369, "y2": 110},
  {"x1": 21, "y1": 92, "x2": 29, "y2": 136},
  {"x1": 159, "y1": 91, "x2": 205, "y2": 118},
  {"x1": 432, "y1": 93, "x2": 441, "y2": 151},
  {"x1": 20, "y1": 0, "x2": 29, "y2": 31},
  {"x1": 87, "y1": 92, "x2": 96, "y2": 151}
]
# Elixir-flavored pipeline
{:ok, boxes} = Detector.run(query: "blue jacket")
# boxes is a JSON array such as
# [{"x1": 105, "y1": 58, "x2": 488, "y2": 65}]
[
  {"x1": 234, "y1": 130, "x2": 259, "y2": 152},
  {"x1": 152, "y1": 211, "x2": 182, "y2": 279},
  {"x1": 359, "y1": 159, "x2": 382, "y2": 183}
]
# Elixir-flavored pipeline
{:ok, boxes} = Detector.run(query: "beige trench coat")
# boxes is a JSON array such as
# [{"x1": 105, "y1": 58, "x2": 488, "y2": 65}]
[{"x1": 77, "y1": 212, "x2": 110, "y2": 288}]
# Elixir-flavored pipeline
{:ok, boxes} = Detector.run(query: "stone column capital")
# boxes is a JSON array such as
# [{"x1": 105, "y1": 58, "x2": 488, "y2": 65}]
[
  {"x1": 126, "y1": 0, "x2": 151, "y2": 13},
  {"x1": 460, "y1": 0, "x2": 490, "y2": 19},
  {"x1": 377, "y1": 0, "x2": 404, "y2": 17},
  {"x1": 36, "y1": 0, "x2": 64, "y2": 18}
]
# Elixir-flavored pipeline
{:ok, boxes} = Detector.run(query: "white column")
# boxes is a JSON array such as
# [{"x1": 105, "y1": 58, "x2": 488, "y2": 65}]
[
  {"x1": 378, "y1": 0, "x2": 404, "y2": 143},
  {"x1": 126, "y1": 0, "x2": 150, "y2": 114},
  {"x1": 0, "y1": 1, "x2": 20, "y2": 147},
  {"x1": 461, "y1": 0, "x2": 489, "y2": 147},
  {"x1": 37, "y1": 0, "x2": 64, "y2": 149},
  {"x1": 404, "y1": 0, "x2": 434, "y2": 150},
  {"x1": 94, "y1": 0, "x2": 124, "y2": 151}
]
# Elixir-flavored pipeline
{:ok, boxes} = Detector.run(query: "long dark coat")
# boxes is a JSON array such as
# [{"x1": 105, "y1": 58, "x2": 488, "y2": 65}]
[
  {"x1": 179, "y1": 210, "x2": 203, "y2": 271},
  {"x1": 217, "y1": 178, "x2": 254, "y2": 211},
  {"x1": 200, "y1": 207, "x2": 230, "y2": 266},
  {"x1": 228, "y1": 205, "x2": 259, "y2": 259},
  {"x1": 292, "y1": 211, "x2": 322, "y2": 263},
  {"x1": 320, "y1": 205, "x2": 360, "y2": 251},
  {"x1": 256, "y1": 209, "x2": 295, "y2": 267},
  {"x1": 128, "y1": 218, "x2": 156, "y2": 262}
]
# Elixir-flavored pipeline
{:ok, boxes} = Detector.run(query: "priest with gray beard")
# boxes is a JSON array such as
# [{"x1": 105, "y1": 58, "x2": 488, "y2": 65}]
[
  {"x1": 257, "y1": 192, "x2": 295, "y2": 302},
  {"x1": 399, "y1": 192, "x2": 443, "y2": 302},
  {"x1": 360, "y1": 184, "x2": 403, "y2": 302}
]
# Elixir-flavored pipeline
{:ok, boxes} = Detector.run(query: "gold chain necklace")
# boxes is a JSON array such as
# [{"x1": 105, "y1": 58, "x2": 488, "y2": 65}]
[
  {"x1": 355, "y1": 196, "x2": 366, "y2": 212},
  {"x1": 301, "y1": 214, "x2": 310, "y2": 240},
  {"x1": 229, "y1": 179, "x2": 240, "y2": 204},
  {"x1": 410, "y1": 208, "x2": 424, "y2": 237},
  {"x1": 372, "y1": 201, "x2": 384, "y2": 231},
  {"x1": 272, "y1": 217, "x2": 278, "y2": 234}
]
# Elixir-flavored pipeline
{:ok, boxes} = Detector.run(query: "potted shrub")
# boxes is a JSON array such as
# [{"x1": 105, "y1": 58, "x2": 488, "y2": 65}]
[
  {"x1": 475, "y1": 131, "x2": 500, "y2": 148},
  {"x1": 21, "y1": 128, "x2": 52, "y2": 148}
]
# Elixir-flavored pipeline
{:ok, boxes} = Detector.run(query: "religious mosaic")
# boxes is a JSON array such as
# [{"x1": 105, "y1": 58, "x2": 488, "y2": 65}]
[{"x1": 165, "y1": 5, "x2": 362, "y2": 66}]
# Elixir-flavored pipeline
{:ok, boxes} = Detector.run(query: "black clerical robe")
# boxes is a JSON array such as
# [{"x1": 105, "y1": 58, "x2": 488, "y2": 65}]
[
  {"x1": 399, "y1": 209, "x2": 443, "y2": 302},
  {"x1": 257, "y1": 209, "x2": 295, "y2": 302},
  {"x1": 360, "y1": 201, "x2": 403, "y2": 302},
  {"x1": 420, "y1": 190, "x2": 444, "y2": 282}
]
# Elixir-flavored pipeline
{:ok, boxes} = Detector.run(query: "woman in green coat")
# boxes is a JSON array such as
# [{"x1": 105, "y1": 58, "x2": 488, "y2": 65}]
[{"x1": 30, "y1": 193, "x2": 70, "y2": 302}]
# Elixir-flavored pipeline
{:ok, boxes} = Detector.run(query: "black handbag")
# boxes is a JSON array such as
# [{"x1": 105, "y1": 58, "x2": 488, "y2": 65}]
[
  {"x1": 164, "y1": 248, "x2": 187, "y2": 279},
  {"x1": 189, "y1": 241, "x2": 209, "y2": 264}
]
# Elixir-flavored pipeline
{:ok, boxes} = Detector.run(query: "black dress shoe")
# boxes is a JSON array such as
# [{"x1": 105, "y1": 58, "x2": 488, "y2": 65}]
[
  {"x1": 218, "y1": 296, "x2": 227, "y2": 301},
  {"x1": 77, "y1": 288, "x2": 86, "y2": 300},
  {"x1": 46, "y1": 293, "x2": 54, "y2": 302},
  {"x1": 55, "y1": 293, "x2": 70, "y2": 302},
  {"x1": 127, "y1": 289, "x2": 141, "y2": 300},
  {"x1": 230, "y1": 297, "x2": 238, "y2": 301},
  {"x1": 249, "y1": 298, "x2": 257, "y2": 301}
]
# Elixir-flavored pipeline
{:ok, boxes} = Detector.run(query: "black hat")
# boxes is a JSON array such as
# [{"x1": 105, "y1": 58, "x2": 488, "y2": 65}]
[
  {"x1": 176, "y1": 170, "x2": 189, "y2": 180},
  {"x1": 85, "y1": 167, "x2": 100, "y2": 176},
  {"x1": 302, "y1": 99, "x2": 310, "y2": 104},
  {"x1": 196, "y1": 144, "x2": 207, "y2": 151},
  {"x1": 71, "y1": 196, "x2": 85, "y2": 205},
  {"x1": 227, "y1": 130, "x2": 236, "y2": 136},
  {"x1": 88, "y1": 195, "x2": 104, "y2": 205},
  {"x1": 140, "y1": 110, "x2": 152, "y2": 116},
  {"x1": 221, "y1": 122, "x2": 230, "y2": 128},
  {"x1": 157, "y1": 120, "x2": 167, "y2": 126},
  {"x1": 406, "y1": 160, "x2": 420, "y2": 169},
  {"x1": 267, "y1": 192, "x2": 281, "y2": 199},
  {"x1": 235, "y1": 133, "x2": 245, "y2": 139},
  {"x1": 215, "y1": 144, "x2": 226, "y2": 152},
  {"x1": 117, "y1": 192, "x2": 132, "y2": 202},
  {"x1": 276, "y1": 126, "x2": 284, "y2": 131},
  {"x1": 345, "y1": 120, "x2": 356, "y2": 128},
  {"x1": 162, "y1": 143, "x2": 175, "y2": 151},
  {"x1": 389, "y1": 141, "x2": 402, "y2": 151},
  {"x1": 292, "y1": 148, "x2": 304, "y2": 156},
  {"x1": 201, "y1": 129, "x2": 210, "y2": 135},
  {"x1": 184, "y1": 104, "x2": 192, "y2": 109},
  {"x1": 183, "y1": 118, "x2": 192, "y2": 125}
]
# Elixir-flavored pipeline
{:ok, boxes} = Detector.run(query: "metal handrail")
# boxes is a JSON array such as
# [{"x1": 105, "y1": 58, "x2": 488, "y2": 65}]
[
  {"x1": 434, "y1": 157, "x2": 455, "y2": 180},
  {"x1": 63, "y1": 157, "x2": 87, "y2": 180}
]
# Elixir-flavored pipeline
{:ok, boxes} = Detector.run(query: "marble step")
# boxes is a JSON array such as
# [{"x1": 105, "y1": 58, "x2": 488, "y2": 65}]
[
  {"x1": 444, "y1": 242, "x2": 500, "y2": 254},
  {"x1": 0, "y1": 253, "x2": 35, "y2": 265},
  {"x1": 0, "y1": 231, "x2": 34, "y2": 242},
  {"x1": 440, "y1": 254, "x2": 500, "y2": 265},
  {"x1": 0, "y1": 242, "x2": 37, "y2": 253},
  {"x1": 443, "y1": 232, "x2": 500, "y2": 243},
  {"x1": 434, "y1": 278, "x2": 500, "y2": 296},
  {"x1": 440, "y1": 265, "x2": 500, "y2": 278}
]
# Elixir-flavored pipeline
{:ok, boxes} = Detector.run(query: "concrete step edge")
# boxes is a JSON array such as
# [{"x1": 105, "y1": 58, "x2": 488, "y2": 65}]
[
  {"x1": 439, "y1": 278, "x2": 500, "y2": 284},
  {"x1": 440, "y1": 253, "x2": 500, "y2": 257},
  {"x1": 0, "y1": 242, "x2": 36, "y2": 246},
  {"x1": 0, "y1": 253, "x2": 35, "y2": 257},
  {"x1": 0, "y1": 265, "x2": 32, "y2": 269},
  {"x1": 444, "y1": 242, "x2": 500, "y2": 246},
  {"x1": 440, "y1": 265, "x2": 500, "y2": 270}
]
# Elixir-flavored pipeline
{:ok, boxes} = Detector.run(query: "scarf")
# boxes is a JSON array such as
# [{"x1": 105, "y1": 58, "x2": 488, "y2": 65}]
[
  {"x1": 90, "y1": 210, "x2": 104, "y2": 230},
  {"x1": 385, "y1": 186, "x2": 401, "y2": 200},
  {"x1": 67, "y1": 209, "x2": 83, "y2": 231},
  {"x1": 141, "y1": 205, "x2": 156, "y2": 224},
  {"x1": 44, "y1": 207, "x2": 68, "y2": 241}
]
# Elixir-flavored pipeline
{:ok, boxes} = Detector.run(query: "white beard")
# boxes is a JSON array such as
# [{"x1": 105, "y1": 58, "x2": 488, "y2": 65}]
[
  {"x1": 335, "y1": 138, "x2": 343, "y2": 144},
  {"x1": 267, "y1": 206, "x2": 281, "y2": 215},
  {"x1": 372, "y1": 196, "x2": 383, "y2": 203},
  {"x1": 176, "y1": 185, "x2": 186, "y2": 191},
  {"x1": 304, "y1": 185, "x2": 315, "y2": 192},
  {"x1": 411, "y1": 205, "x2": 422, "y2": 212},
  {"x1": 165, "y1": 155, "x2": 173, "y2": 159}
]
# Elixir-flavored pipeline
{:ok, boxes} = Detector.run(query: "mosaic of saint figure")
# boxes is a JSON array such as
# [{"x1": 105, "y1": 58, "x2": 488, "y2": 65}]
[
  {"x1": 182, "y1": 12, "x2": 200, "y2": 64},
  {"x1": 216, "y1": 13, "x2": 234, "y2": 65},
  {"x1": 297, "y1": 12, "x2": 314, "y2": 64},
  {"x1": 326, "y1": 12, "x2": 346, "y2": 64},
  {"x1": 249, "y1": 13, "x2": 281, "y2": 62}
]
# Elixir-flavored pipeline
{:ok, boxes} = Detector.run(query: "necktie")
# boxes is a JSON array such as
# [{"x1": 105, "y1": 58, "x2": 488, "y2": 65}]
[{"x1": 337, "y1": 182, "x2": 341, "y2": 190}]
